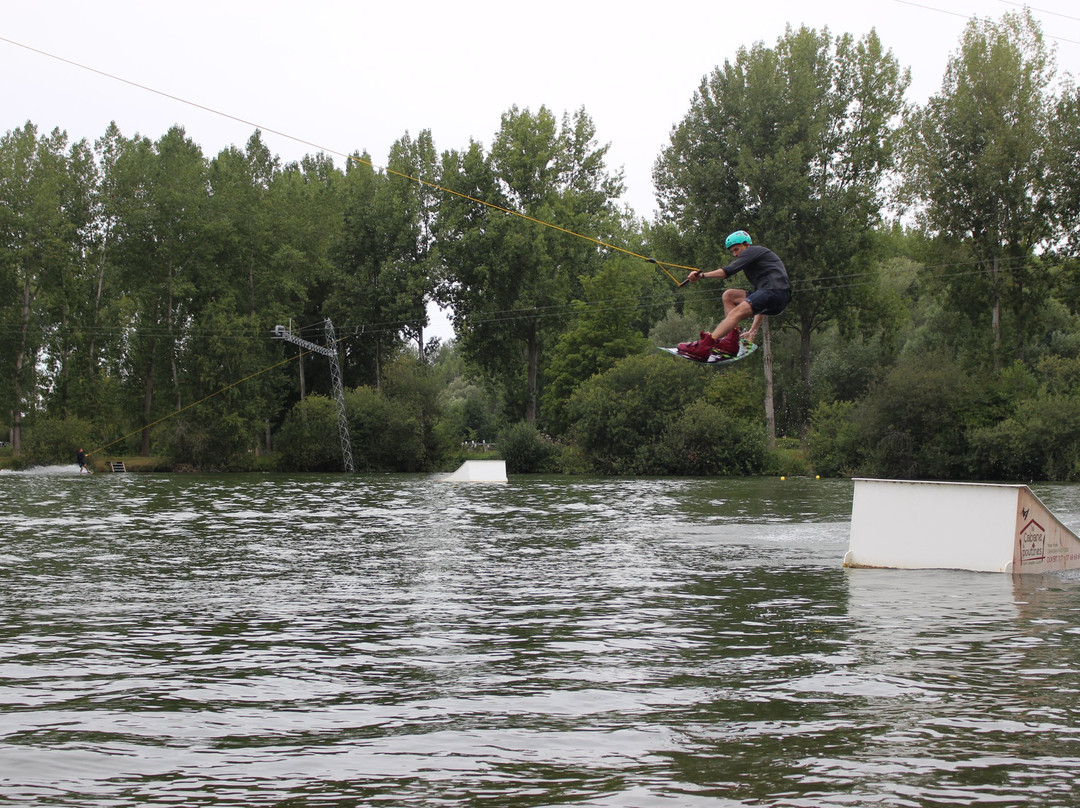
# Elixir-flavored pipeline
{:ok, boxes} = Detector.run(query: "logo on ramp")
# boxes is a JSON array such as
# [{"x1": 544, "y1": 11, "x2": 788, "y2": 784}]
[{"x1": 1019, "y1": 519, "x2": 1046, "y2": 562}]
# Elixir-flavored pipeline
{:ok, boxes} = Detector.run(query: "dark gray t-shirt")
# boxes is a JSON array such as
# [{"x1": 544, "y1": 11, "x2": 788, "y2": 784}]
[{"x1": 723, "y1": 245, "x2": 791, "y2": 294}]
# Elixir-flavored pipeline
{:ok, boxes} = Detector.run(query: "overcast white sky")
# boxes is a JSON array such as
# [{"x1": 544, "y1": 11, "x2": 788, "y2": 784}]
[{"x1": 3, "y1": 0, "x2": 1078, "y2": 338}]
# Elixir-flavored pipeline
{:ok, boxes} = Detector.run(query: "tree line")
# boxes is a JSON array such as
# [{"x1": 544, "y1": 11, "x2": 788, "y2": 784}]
[{"x1": 3, "y1": 12, "x2": 1080, "y2": 479}]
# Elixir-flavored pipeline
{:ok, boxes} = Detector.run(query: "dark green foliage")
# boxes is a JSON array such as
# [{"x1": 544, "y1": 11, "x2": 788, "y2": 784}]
[
  {"x1": 21, "y1": 416, "x2": 97, "y2": 466},
  {"x1": 566, "y1": 354, "x2": 765, "y2": 475},
  {"x1": 348, "y1": 386, "x2": 422, "y2": 472},
  {"x1": 966, "y1": 357, "x2": 1080, "y2": 481},
  {"x1": 805, "y1": 401, "x2": 861, "y2": 478},
  {"x1": 703, "y1": 363, "x2": 765, "y2": 422},
  {"x1": 810, "y1": 328, "x2": 897, "y2": 406},
  {"x1": 497, "y1": 421, "x2": 554, "y2": 474},
  {"x1": 435, "y1": 106, "x2": 626, "y2": 424},
  {"x1": 274, "y1": 395, "x2": 344, "y2": 472},
  {"x1": 542, "y1": 260, "x2": 659, "y2": 434},
  {"x1": 567, "y1": 355, "x2": 705, "y2": 474},
  {"x1": 277, "y1": 371, "x2": 445, "y2": 474},
  {"x1": 652, "y1": 406, "x2": 767, "y2": 476},
  {"x1": 374, "y1": 355, "x2": 446, "y2": 471},
  {"x1": 904, "y1": 11, "x2": 1059, "y2": 369},
  {"x1": 969, "y1": 394, "x2": 1080, "y2": 481},
  {"x1": 165, "y1": 410, "x2": 257, "y2": 471},
  {"x1": 268, "y1": 356, "x2": 448, "y2": 473},
  {"x1": 457, "y1": 396, "x2": 499, "y2": 443},
  {"x1": 328, "y1": 133, "x2": 438, "y2": 384},
  {"x1": 0, "y1": 124, "x2": 96, "y2": 454},
  {"x1": 806, "y1": 353, "x2": 1080, "y2": 482},
  {"x1": 1049, "y1": 89, "x2": 1080, "y2": 256},
  {"x1": 648, "y1": 308, "x2": 701, "y2": 351},
  {"x1": 850, "y1": 353, "x2": 974, "y2": 480}
]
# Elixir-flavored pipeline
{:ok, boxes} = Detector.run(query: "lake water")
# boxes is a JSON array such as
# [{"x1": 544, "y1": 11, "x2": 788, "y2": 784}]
[{"x1": 1, "y1": 470, "x2": 1079, "y2": 806}]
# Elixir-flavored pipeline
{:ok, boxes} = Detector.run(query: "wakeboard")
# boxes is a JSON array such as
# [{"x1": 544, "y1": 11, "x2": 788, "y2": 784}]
[{"x1": 660, "y1": 340, "x2": 758, "y2": 366}]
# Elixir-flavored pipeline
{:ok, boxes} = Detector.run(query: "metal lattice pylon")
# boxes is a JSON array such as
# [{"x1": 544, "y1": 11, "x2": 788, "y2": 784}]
[
  {"x1": 323, "y1": 319, "x2": 354, "y2": 473},
  {"x1": 273, "y1": 319, "x2": 355, "y2": 473}
]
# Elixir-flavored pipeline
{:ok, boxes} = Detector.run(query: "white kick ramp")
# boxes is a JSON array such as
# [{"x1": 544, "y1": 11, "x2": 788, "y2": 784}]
[
  {"x1": 442, "y1": 460, "x2": 508, "y2": 483},
  {"x1": 845, "y1": 478, "x2": 1080, "y2": 573}
]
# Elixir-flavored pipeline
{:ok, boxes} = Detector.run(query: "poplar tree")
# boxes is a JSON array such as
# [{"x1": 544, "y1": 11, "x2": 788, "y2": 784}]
[
  {"x1": 436, "y1": 106, "x2": 624, "y2": 423},
  {"x1": 330, "y1": 134, "x2": 439, "y2": 387},
  {"x1": 1048, "y1": 83, "x2": 1080, "y2": 256},
  {"x1": 383, "y1": 130, "x2": 440, "y2": 361},
  {"x1": 904, "y1": 11, "x2": 1057, "y2": 369},
  {"x1": 0, "y1": 124, "x2": 94, "y2": 454},
  {"x1": 100, "y1": 126, "x2": 210, "y2": 454},
  {"x1": 172, "y1": 132, "x2": 293, "y2": 462}
]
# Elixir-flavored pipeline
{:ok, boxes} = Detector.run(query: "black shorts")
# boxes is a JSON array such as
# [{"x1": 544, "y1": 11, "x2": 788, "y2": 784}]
[{"x1": 746, "y1": 288, "x2": 791, "y2": 317}]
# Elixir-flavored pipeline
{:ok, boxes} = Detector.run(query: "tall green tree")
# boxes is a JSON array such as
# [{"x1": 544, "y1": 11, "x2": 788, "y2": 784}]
[
  {"x1": 1048, "y1": 82, "x2": 1080, "y2": 257},
  {"x1": 88, "y1": 123, "x2": 138, "y2": 422},
  {"x1": 654, "y1": 26, "x2": 909, "y2": 426},
  {"x1": 0, "y1": 123, "x2": 94, "y2": 454},
  {"x1": 437, "y1": 106, "x2": 625, "y2": 422},
  {"x1": 100, "y1": 126, "x2": 211, "y2": 454},
  {"x1": 331, "y1": 153, "x2": 393, "y2": 386},
  {"x1": 541, "y1": 258, "x2": 660, "y2": 435},
  {"x1": 37, "y1": 134, "x2": 98, "y2": 421},
  {"x1": 205, "y1": 131, "x2": 281, "y2": 317},
  {"x1": 904, "y1": 10, "x2": 1057, "y2": 369},
  {"x1": 185, "y1": 132, "x2": 309, "y2": 457},
  {"x1": 266, "y1": 152, "x2": 347, "y2": 403},
  {"x1": 383, "y1": 130, "x2": 440, "y2": 361},
  {"x1": 329, "y1": 136, "x2": 438, "y2": 387}
]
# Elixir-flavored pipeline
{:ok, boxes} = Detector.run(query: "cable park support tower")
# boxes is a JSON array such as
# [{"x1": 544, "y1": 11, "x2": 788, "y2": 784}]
[{"x1": 273, "y1": 319, "x2": 354, "y2": 473}]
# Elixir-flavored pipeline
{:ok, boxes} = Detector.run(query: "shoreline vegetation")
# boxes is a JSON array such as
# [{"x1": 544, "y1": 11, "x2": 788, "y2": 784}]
[
  {"x1": 4, "y1": 14, "x2": 1079, "y2": 482},
  {"x1": 0, "y1": 438, "x2": 816, "y2": 479}
]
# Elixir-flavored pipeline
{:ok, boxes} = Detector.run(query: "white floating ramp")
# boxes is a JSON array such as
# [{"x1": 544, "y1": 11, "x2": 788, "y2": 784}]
[
  {"x1": 441, "y1": 460, "x2": 507, "y2": 483},
  {"x1": 845, "y1": 478, "x2": 1080, "y2": 574}
]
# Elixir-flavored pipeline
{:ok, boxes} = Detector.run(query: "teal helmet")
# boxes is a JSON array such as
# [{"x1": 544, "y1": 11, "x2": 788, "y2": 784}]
[{"x1": 725, "y1": 230, "x2": 752, "y2": 249}]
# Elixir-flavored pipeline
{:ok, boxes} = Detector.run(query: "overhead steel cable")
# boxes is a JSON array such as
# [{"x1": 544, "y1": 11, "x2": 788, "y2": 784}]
[
  {"x1": 0, "y1": 255, "x2": 1042, "y2": 341},
  {"x1": 0, "y1": 34, "x2": 695, "y2": 285},
  {"x1": 1, "y1": 35, "x2": 1058, "y2": 303},
  {"x1": 891, "y1": 0, "x2": 1080, "y2": 46},
  {"x1": 999, "y1": 0, "x2": 1080, "y2": 22}
]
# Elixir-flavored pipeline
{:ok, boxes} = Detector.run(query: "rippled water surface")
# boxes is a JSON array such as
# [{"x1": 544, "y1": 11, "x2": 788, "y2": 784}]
[{"x1": 2, "y1": 471, "x2": 1079, "y2": 806}]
